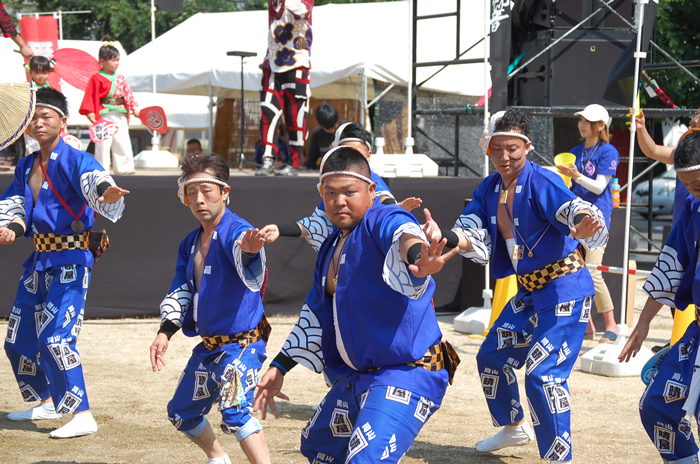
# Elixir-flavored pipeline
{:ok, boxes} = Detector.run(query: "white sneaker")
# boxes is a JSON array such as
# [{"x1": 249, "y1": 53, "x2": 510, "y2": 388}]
[
  {"x1": 205, "y1": 455, "x2": 231, "y2": 464},
  {"x1": 49, "y1": 411, "x2": 98, "y2": 438},
  {"x1": 7, "y1": 402, "x2": 62, "y2": 421},
  {"x1": 475, "y1": 422, "x2": 535, "y2": 452}
]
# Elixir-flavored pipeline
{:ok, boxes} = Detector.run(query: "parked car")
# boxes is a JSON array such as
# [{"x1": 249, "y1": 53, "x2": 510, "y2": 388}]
[{"x1": 631, "y1": 168, "x2": 676, "y2": 217}]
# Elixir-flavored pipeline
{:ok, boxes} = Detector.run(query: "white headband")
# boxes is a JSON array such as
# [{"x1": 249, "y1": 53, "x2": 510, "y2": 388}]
[
  {"x1": 317, "y1": 146, "x2": 374, "y2": 195},
  {"x1": 177, "y1": 176, "x2": 229, "y2": 206},
  {"x1": 334, "y1": 137, "x2": 372, "y2": 150},
  {"x1": 675, "y1": 164, "x2": 700, "y2": 172},
  {"x1": 482, "y1": 111, "x2": 534, "y2": 154},
  {"x1": 319, "y1": 170, "x2": 373, "y2": 185},
  {"x1": 36, "y1": 103, "x2": 66, "y2": 118},
  {"x1": 318, "y1": 146, "x2": 345, "y2": 175},
  {"x1": 490, "y1": 131, "x2": 532, "y2": 144},
  {"x1": 331, "y1": 122, "x2": 372, "y2": 150}
]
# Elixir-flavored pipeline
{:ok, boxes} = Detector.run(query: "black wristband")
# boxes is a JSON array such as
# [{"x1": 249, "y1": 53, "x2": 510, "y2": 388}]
[
  {"x1": 96, "y1": 181, "x2": 112, "y2": 197},
  {"x1": 573, "y1": 213, "x2": 591, "y2": 226},
  {"x1": 277, "y1": 223, "x2": 302, "y2": 237},
  {"x1": 6, "y1": 222, "x2": 24, "y2": 236},
  {"x1": 407, "y1": 242, "x2": 423, "y2": 265},
  {"x1": 440, "y1": 229, "x2": 460, "y2": 248},
  {"x1": 381, "y1": 197, "x2": 397, "y2": 205},
  {"x1": 158, "y1": 320, "x2": 181, "y2": 341},
  {"x1": 271, "y1": 352, "x2": 298, "y2": 375}
]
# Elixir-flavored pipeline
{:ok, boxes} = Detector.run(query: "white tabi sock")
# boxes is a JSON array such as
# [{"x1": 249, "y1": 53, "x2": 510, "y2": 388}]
[
  {"x1": 7, "y1": 402, "x2": 62, "y2": 421},
  {"x1": 475, "y1": 422, "x2": 535, "y2": 452},
  {"x1": 205, "y1": 455, "x2": 231, "y2": 464},
  {"x1": 49, "y1": 411, "x2": 98, "y2": 439}
]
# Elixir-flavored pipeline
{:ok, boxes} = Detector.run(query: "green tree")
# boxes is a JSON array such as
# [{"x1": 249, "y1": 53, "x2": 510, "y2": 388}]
[
  {"x1": 645, "y1": 0, "x2": 700, "y2": 110},
  {"x1": 5, "y1": 0, "x2": 400, "y2": 54}
]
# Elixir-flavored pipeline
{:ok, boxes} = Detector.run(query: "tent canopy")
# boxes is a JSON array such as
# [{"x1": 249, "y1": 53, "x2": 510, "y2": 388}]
[{"x1": 123, "y1": 0, "x2": 488, "y2": 100}]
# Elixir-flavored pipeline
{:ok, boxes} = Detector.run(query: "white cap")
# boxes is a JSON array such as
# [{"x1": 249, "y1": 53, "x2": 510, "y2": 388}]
[{"x1": 575, "y1": 104, "x2": 611, "y2": 127}]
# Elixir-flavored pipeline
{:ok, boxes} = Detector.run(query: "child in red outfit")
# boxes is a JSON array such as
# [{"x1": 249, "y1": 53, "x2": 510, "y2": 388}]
[{"x1": 79, "y1": 36, "x2": 139, "y2": 175}]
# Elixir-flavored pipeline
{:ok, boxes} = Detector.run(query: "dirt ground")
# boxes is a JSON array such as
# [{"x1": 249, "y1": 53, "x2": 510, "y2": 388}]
[{"x1": 0, "y1": 280, "x2": 672, "y2": 464}]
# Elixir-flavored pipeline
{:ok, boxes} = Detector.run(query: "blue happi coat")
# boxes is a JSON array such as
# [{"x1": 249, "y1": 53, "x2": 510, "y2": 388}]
[
  {"x1": 159, "y1": 209, "x2": 266, "y2": 341},
  {"x1": 309, "y1": 200, "x2": 448, "y2": 405},
  {"x1": 454, "y1": 160, "x2": 608, "y2": 308},
  {"x1": 0, "y1": 137, "x2": 124, "y2": 270}
]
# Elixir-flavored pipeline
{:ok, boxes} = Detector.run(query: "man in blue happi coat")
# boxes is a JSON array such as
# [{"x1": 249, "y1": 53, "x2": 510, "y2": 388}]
[
  {"x1": 149, "y1": 152, "x2": 272, "y2": 464},
  {"x1": 620, "y1": 129, "x2": 700, "y2": 464},
  {"x1": 254, "y1": 146, "x2": 460, "y2": 464},
  {"x1": 438, "y1": 108, "x2": 608, "y2": 463},
  {"x1": 0, "y1": 88, "x2": 128, "y2": 438}
]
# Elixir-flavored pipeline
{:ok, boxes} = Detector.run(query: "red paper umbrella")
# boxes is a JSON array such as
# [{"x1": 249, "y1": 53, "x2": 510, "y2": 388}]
[
  {"x1": 139, "y1": 106, "x2": 168, "y2": 134},
  {"x1": 50, "y1": 48, "x2": 101, "y2": 91}
]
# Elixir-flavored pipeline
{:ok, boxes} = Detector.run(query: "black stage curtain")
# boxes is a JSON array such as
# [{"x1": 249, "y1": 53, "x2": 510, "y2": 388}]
[{"x1": 0, "y1": 175, "x2": 482, "y2": 319}]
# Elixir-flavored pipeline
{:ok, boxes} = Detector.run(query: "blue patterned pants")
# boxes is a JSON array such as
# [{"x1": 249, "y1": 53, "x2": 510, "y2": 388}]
[
  {"x1": 4, "y1": 265, "x2": 91, "y2": 413},
  {"x1": 476, "y1": 294, "x2": 590, "y2": 461}
]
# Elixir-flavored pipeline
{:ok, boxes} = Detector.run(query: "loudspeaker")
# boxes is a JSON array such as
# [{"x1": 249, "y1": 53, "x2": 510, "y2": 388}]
[
  {"x1": 516, "y1": 0, "x2": 636, "y2": 30},
  {"x1": 509, "y1": 28, "x2": 636, "y2": 107}
]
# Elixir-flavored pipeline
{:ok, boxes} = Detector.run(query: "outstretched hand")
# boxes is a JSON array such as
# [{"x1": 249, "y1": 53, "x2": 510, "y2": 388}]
[
  {"x1": 260, "y1": 224, "x2": 280, "y2": 243},
  {"x1": 398, "y1": 197, "x2": 422, "y2": 212},
  {"x1": 570, "y1": 215, "x2": 602, "y2": 239},
  {"x1": 99, "y1": 185, "x2": 130, "y2": 204},
  {"x1": 421, "y1": 208, "x2": 440, "y2": 242},
  {"x1": 0, "y1": 227, "x2": 17, "y2": 245},
  {"x1": 238, "y1": 228, "x2": 265, "y2": 255},
  {"x1": 253, "y1": 367, "x2": 290, "y2": 420},
  {"x1": 409, "y1": 235, "x2": 460, "y2": 278}
]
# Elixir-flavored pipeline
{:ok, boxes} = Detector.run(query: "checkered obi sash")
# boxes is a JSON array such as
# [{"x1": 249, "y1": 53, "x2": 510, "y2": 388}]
[
  {"x1": 101, "y1": 97, "x2": 125, "y2": 106},
  {"x1": 33, "y1": 230, "x2": 111, "y2": 262},
  {"x1": 517, "y1": 248, "x2": 586, "y2": 293},
  {"x1": 201, "y1": 315, "x2": 272, "y2": 351},
  {"x1": 366, "y1": 340, "x2": 461, "y2": 385}
]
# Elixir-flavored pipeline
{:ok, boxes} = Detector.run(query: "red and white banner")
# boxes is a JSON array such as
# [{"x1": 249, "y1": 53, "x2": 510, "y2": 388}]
[{"x1": 19, "y1": 14, "x2": 61, "y2": 90}]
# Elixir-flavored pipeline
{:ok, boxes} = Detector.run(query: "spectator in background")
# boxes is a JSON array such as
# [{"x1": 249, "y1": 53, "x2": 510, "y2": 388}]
[
  {"x1": 557, "y1": 104, "x2": 619, "y2": 343},
  {"x1": 186, "y1": 138, "x2": 202, "y2": 155},
  {"x1": 304, "y1": 103, "x2": 342, "y2": 170},
  {"x1": 1, "y1": 2, "x2": 33, "y2": 59}
]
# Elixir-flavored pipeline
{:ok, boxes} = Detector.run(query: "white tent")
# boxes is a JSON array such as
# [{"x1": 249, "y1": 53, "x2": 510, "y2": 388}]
[
  {"x1": 0, "y1": 39, "x2": 212, "y2": 129},
  {"x1": 123, "y1": 0, "x2": 488, "y2": 99}
]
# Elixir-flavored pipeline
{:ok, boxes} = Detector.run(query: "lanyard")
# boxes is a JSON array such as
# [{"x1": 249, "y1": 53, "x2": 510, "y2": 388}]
[
  {"x1": 503, "y1": 202, "x2": 551, "y2": 258},
  {"x1": 38, "y1": 157, "x2": 90, "y2": 229},
  {"x1": 580, "y1": 142, "x2": 601, "y2": 175}
]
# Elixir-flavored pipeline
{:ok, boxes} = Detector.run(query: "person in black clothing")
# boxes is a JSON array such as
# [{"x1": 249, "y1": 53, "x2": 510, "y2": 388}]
[{"x1": 304, "y1": 103, "x2": 342, "y2": 170}]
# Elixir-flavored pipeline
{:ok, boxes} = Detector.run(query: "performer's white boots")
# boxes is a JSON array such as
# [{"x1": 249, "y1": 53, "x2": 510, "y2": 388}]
[
  {"x1": 475, "y1": 422, "x2": 535, "y2": 452},
  {"x1": 7, "y1": 402, "x2": 62, "y2": 421},
  {"x1": 205, "y1": 455, "x2": 231, "y2": 464},
  {"x1": 49, "y1": 411, "x2": 98, "y2": 439}
]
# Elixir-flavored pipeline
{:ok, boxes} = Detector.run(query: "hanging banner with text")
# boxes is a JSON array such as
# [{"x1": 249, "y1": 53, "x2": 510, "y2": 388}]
[{"x1": 19, "y1": 14, "x2": 61, "y2": 90}]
